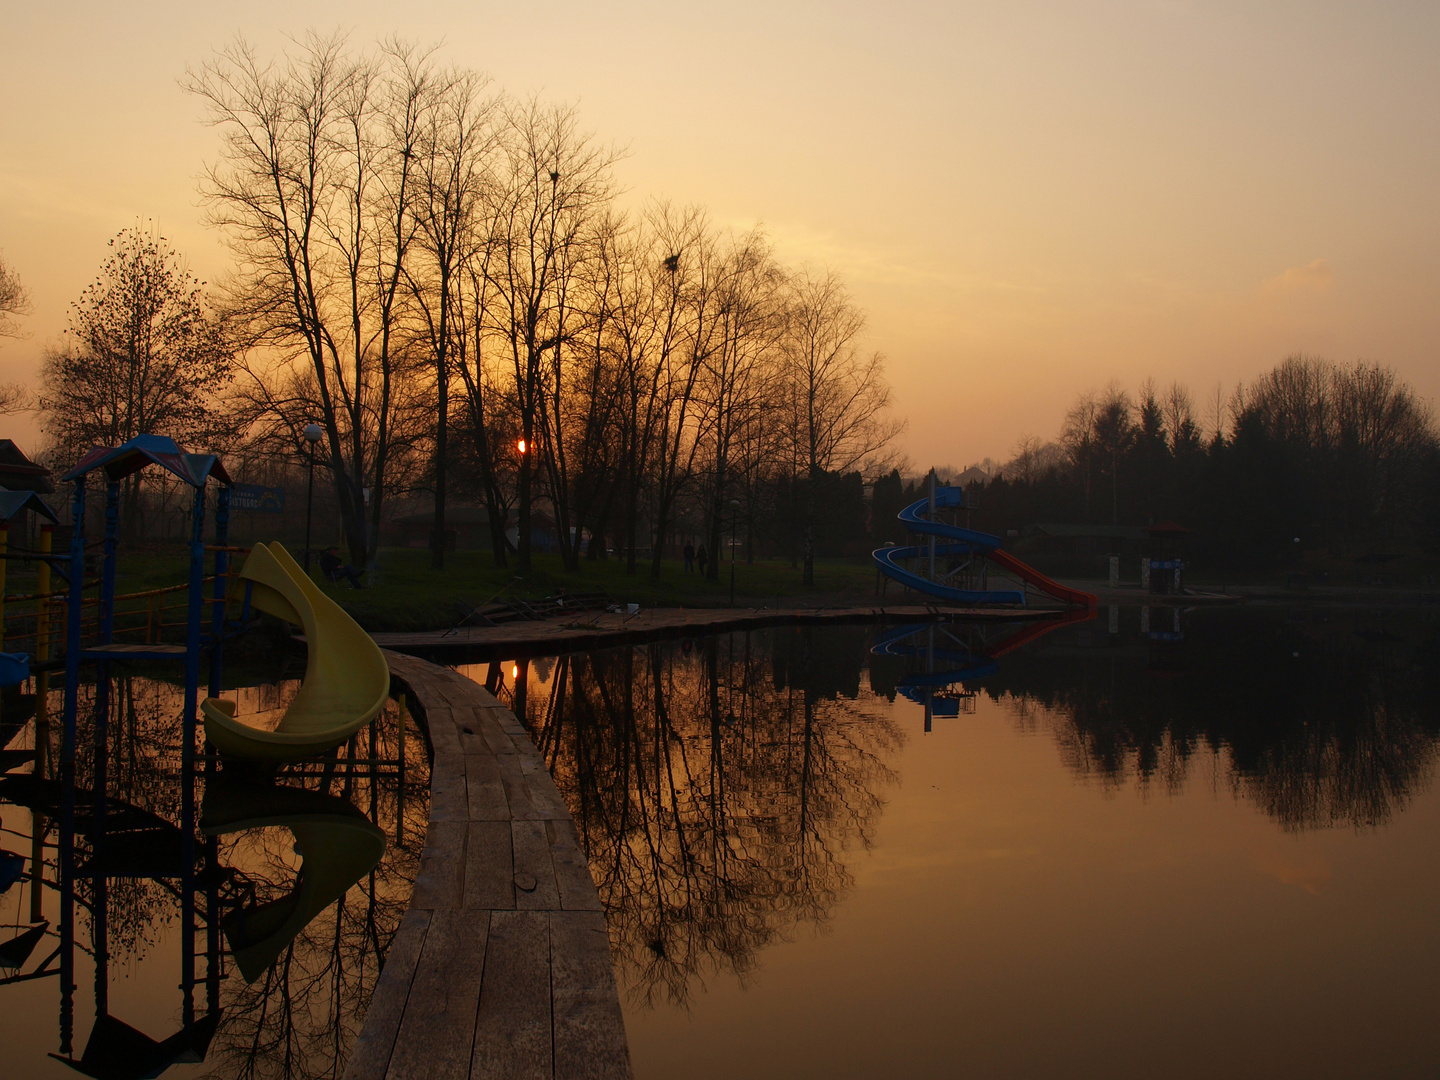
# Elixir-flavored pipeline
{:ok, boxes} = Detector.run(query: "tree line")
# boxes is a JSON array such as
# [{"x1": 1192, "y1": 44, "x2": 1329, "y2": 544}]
[
  {"x1": 36, "y1": 32, "x2": 901, "y2": 586},
  {"x1": 28, "y1": 33, "x2": 900, "y2": 583},
  {"x1": 939, "y1": 356, "x2": 1440, "y2": 569}
]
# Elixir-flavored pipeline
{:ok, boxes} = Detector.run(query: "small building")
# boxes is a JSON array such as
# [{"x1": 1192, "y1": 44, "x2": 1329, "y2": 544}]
[
  {"x1": 1144, "y1": 521, "x2": 1191, "y2": 594},
  {"x1": 0, "y1": 440, "x2": 54, "y2": 493},
  {"x1": 1022, "y1": 523, "x2": 1148, "y2": 558},
  {"x1": 1145, "y1": 521, "x2": 1190, "y2": 559},
  {"x1": 389, "y1": 505, "x2": 499, "y2": 551}
]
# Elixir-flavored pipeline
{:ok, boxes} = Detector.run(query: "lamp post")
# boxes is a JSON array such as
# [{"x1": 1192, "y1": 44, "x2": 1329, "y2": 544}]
[
  {"x1": 729, "y1": 498, "x2": 740, "y2": 607},
  {"x1": 303, "y1": 423, "x2": 323, "y2": 574}
]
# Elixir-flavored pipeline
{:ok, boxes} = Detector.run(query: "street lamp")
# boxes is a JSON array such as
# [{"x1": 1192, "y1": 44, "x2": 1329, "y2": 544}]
[
  {"x1": 303, "y1": 423, "x2": 323, "y2": 574},
  {"x1": 729, "y1": 498, "x2": 741, "y2": 607}
]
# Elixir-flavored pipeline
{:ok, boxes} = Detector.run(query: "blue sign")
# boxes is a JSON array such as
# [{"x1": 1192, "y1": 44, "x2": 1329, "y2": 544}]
[{"x1": 231, "y1": 483, "x2": 286, "y2": 513}]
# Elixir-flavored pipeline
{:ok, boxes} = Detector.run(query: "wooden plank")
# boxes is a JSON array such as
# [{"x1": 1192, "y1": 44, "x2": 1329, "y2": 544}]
[
  {"x1": 511, "y1": 818, "x2": 561, "y2": 911},
  {"x1": 497, "y1": 752, "x2": 545, "y2": 819},
  {"x1": 410, "y1": 819, "x2": 466, "y2": 911},
  {"x1": 428, "y1": 755, "x2": 468, "y2": 822},
  {"x1": 424, "y1": 708, "x2": 464, "y2": 757},
  {"x1": 386, "y1": 909, "x2": 489, "y2": 1080},
  {"x1": 547, "y1": 818, "x2": 603, "y2": 912},
  {"x1": 464, "y1": 820, "x2": 515, "y2": 910},
  {"x1": 551, "y1": 911, "x2": 632, "y2": 1080},
  {"x1": 471, "y1": 911, "x2": 553, "y2": 1080},
  {"x1": 341, "y1": 908, "x2": 432, "y2": 1080},
  {"x1": 520, "y1": 756, "x2": 571, "y2": 818},
  {"x1": 465, "y1": 753, "x2": 509, "y2": 820},
  {"x1": 456, "y1": 711, "x2": 492, "y2": 756},
  {"x1": 360, "y1": 652, "x2": 635, "y2": 1080},
  {"x1": 474, "y1": 709, "x2": 517, "y2": 756}
]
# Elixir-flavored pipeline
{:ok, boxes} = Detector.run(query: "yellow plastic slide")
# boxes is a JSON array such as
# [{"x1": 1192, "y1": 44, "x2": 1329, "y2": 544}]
[{"x1": 202, "y1": 542, "x2": 390, "y2": 762}]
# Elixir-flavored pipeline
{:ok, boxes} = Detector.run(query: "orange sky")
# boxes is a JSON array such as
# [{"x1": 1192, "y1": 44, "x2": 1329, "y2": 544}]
[{"x1": 2, "y1": 1, "x2": 1437, "y2": 469}]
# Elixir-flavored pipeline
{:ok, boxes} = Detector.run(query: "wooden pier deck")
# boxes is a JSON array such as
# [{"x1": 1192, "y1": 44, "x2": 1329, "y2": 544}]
[
  {"x1": 369, "y1": 603, "x2": 1058, "y2": 659},
  {"x1": 344, "y1": 650, "x2": 631, "y2": 1080}
]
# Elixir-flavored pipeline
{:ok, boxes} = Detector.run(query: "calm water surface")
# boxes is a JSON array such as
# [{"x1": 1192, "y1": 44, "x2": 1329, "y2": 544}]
[
  {"x1": 0, "y1": 675, "x2": 428, "y2": 1080},
  {"x1": 464, "y1": 606, "x2": 1440, "y2": 1080}
]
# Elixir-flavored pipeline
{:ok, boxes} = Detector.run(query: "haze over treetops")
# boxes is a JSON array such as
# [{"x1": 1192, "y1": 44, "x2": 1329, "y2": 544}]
[{"x1": 2, "y1": 0, "x2": 1437, "y2": 467}]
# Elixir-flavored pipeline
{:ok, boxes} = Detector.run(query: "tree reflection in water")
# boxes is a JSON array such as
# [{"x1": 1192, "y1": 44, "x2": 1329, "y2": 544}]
[
  {"x1": 489, "y1": 610, "x2": 1440, "y2": 1015},
  {"x1": 487, "y1": 628, "x2": 903, "y2": 1008},
  {"x1": 0, "y1": 670, "x2": 429, "y2": 1080},
  {"x1": 872, "y1": 607, "x2": 1440, "y2": 833}
]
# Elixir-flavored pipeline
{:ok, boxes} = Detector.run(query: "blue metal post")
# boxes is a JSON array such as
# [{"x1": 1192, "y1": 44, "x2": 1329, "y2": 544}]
[
  {"x1": 59, "y1": 477, "x2": 83, "y2": 1056},
  {"x1": 99, "y1": 481, "x2": 119, "y2": 643},
  {"x1": 62, "y1": 476, "x2": 86, "y2": 771},
  {"x1": 94, "y1": 482, "x2": 119, "y2": 848},
  {"x1": 208, "y1": 485, "x2": 230, "y2": 697},
  {"x1": 183, "y1": 484, "x2": 205, "y2": 769},
  {"x1": 182, "y1": 484, "x2": 204, "y2": 1029}
]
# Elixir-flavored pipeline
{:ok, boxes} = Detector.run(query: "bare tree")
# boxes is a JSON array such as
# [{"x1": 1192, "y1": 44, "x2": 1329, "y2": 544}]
[
  {"x1": 406, "y1": 61, "x2": 499, "y2": 569},
  {"x1": 0, "y1": 252, "x2": 32, "y2": 341},
  {"x1": 1061, "y1": 389, "x2": 1099, "y2": 517},
  {"x1": 645, "y1": 208, "x2": 722, "y2": 578},
  {"x1": 696, "y1": 231, "x2": 786, "y2": 580},
  {"x1": 482, "y1": 98, "x2": 617, "y2": 571},
  {"x1": 0, "y1": 253, "x2": 34, "y2": 411},
  {"x1": 186, "y1": 33, "x2": 428, "y2": 568},
  {"x1": 1164, "y1": 382, "x2": 1200, "y2": 455},
  {"x1": 39, "y1": 225, "x2": 233, "y2": 528},
  {"x1": 781, "y1": 267, "x2": 902, "y2": 584}
]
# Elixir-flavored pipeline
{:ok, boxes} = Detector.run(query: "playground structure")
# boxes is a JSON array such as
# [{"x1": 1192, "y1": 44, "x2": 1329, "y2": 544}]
[
  {"x1": 873, "y1": 472, "x2": 1097, "y2": 608},
  {"x1": 873, "y1": 608, "x2": 1095, "y2": 730},
  {"x1": 0, "y1": 434, "x2": 416, "y2": 1073},
  {"x1": 0, "y1": 433, "x2": 389, "y2": 769},
  {"x1": 0, "y1": 487, "x2": 61, "y2": 686}
]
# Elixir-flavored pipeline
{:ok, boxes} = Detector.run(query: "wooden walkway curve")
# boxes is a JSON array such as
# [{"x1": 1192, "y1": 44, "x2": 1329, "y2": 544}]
[
  {"x1": 368, "y1": 603, "x2": 1054, "y2": 659},
  {"x1": 343, "y1": 650, "x2": 631, "y2": 1080}
]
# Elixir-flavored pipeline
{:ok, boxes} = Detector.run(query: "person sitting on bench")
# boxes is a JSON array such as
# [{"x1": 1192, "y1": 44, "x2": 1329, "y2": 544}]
[{"x1": 318, "y1": 548, "x2": 364, "y2": 588}]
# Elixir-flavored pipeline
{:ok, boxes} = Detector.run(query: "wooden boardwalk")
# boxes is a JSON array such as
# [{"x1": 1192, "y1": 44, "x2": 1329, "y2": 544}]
[
  {"x1": 344, "y1": 650, "x2": 631, "y2": 1080},
  {"x1": 370, "y1": 603, "x2": 1056, "y2": 659}
]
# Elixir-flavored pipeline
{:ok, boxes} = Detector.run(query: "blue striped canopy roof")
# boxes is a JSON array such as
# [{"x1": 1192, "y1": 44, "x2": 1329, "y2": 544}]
[{"x1": 62, "y1": 434, "x2": 230, "y2": 488}]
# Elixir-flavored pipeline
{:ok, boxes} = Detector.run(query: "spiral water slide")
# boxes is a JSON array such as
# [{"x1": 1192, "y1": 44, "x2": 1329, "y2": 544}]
[
  {"x1": 202, "y1": 542, "x2": 390, "y2": 762},
  {"x1": 872, "y1": 485, "x2": 1097, "y2": 608}
]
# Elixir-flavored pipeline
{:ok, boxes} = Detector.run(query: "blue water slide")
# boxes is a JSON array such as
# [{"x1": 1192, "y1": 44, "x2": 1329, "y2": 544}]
[{"x1": 872, "y1": 486, "x2": 1025, "y2": 605}]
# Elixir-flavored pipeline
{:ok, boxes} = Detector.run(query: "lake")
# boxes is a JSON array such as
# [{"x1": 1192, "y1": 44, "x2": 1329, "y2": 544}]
[{"x1": 461, "y1": 605, "x2": 1440, "y2": 1079}]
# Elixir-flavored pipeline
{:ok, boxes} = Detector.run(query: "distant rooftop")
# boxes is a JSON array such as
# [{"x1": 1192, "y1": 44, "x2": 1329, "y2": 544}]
[{"x1": 0, "y1": 439, "x2": 55, "y2": 494}]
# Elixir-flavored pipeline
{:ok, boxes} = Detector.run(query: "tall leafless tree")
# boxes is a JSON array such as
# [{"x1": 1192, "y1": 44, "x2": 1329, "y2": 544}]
[
  {"x1": 782, "y1": 268, "x2": 903, "y2": 583},
  {"x1": 186, "y1": 33, "x2": 429, "y2": 568}
]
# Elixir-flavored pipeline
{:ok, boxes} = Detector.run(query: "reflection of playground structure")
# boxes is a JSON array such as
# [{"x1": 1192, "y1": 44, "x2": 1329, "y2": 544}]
[
  {"x1": 0, "y1": 673, "x2": 428, "y2": 1079},
  {"x1": 871, "y1": 611, "x2": 1096, "y2": 730},
  {"x1": 477, "y1": 628, "x2": 902, "y2": 1010}
]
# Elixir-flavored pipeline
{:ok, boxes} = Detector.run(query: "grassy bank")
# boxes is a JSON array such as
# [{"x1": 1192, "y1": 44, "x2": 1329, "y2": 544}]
[
  {"x1": 55, "y1": 546, "x2": 880, "y2": 633},
  {"x1": 329, "y1": 548, "x2": 880, "y2": 630}
]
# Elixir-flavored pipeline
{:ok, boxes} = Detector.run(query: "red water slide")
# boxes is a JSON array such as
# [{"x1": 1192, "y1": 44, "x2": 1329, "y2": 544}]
[{"x1": 986, "y1": 548, "x2": 1098, "y2": 608}]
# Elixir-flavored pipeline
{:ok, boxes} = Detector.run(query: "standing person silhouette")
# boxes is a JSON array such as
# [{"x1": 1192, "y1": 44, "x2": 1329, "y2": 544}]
[
  {"x1": 683, "y1": 540, "x2": 695, "y2": 572},
  {"x1": 696, "y1": 544, "x2": 709, "y2": 576}
]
